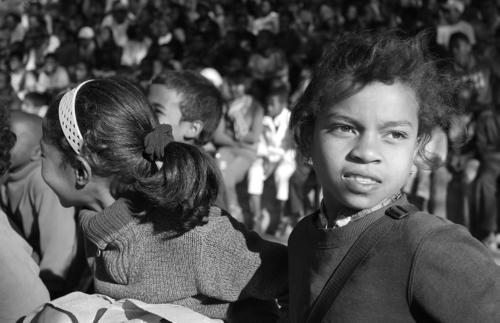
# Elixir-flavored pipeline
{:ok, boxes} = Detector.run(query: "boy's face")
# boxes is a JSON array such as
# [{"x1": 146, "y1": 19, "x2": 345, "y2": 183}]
[
  {"x1": 44, "y1": 57, "x2": 57, "y2": 74},
  {"x1": 452, "y1": 39, "x2": 471, "y2": 67},
  {"x1": 148, "y1": 84, "x2": 193, "y2": 143},
  {"x1": 266, "y1": 95, "x2": 286, "y2": 118},
  {"x1": 311, "y1": 82, "x2": 419, "y2": 212},
  {"x1": 9, "y1": 116, "x2": 41, "y2": 171}
]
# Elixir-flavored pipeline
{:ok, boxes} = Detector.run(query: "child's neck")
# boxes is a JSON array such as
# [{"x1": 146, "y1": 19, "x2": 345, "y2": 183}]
[{"x1": 323, "y1": 192, "x2": 402, "y2": 228}]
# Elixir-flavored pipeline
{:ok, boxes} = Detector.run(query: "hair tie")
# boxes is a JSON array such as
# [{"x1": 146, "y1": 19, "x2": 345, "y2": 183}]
[
  {"x1": 144, "y1": 124, "x2": 174, "y2": 161},
  {"x1": 58, "y1": 80, "x2": 94, "y2": 154}
]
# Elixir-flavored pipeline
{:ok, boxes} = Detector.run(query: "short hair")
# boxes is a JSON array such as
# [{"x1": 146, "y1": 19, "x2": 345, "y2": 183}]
[
  {"x1": 290, "y1": 30, "x2": 454, "y2": 163},
  {"x1": 24, "y1": 92, "x2": 50, "y2": 107},
  {"x1": 266, "y1": 79, "x2": 290, "y2": 101},
  {"x1": 0, "y1": 105, "x2": 15, "y2": 176},
  {"x1": 43, "y1": 78, "x2": 220, "y2": 234},
  {"x1": 151, "y1": 70, "x2": 223, "y2": 145},
  {"x1": 449, "y1": 31, "x2": 470, "y2": 49}
]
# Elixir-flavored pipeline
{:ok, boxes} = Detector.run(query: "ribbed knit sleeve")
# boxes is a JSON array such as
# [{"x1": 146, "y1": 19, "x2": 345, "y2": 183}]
[{"x1": 196, "y1": 215, "x2": 288, "y2": 302}]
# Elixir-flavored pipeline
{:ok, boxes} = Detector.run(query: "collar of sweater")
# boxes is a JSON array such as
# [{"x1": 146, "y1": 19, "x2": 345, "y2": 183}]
[{"x1": 79, "y1": 198, "x2": 135, "y2": 250}]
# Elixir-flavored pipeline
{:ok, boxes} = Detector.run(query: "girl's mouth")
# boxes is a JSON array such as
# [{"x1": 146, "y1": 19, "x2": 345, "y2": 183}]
[{"x1": 342, "y1": 173, "x2": 382, "y2": 193}]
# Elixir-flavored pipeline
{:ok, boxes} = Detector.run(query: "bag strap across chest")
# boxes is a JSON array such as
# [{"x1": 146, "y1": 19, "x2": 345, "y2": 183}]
[{"x1": 306, "y1": 204, "x2": 419, "y2": 323}]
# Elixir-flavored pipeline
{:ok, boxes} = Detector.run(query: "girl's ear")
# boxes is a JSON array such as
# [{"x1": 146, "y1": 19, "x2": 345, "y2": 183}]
[{"x1": 74, "y1": 156, "x2": 92, "y2": 188}]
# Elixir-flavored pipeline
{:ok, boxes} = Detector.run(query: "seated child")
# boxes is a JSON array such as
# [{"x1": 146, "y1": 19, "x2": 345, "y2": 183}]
[
  {"x1": 247, "y1": 81, "x2": 296, "y2": 234},
  {"x1": 1, "y1": 110, "x2": 78, "y2": 298},
  {"x1": 213, "y1": 70, "x2": 264, "y2": 223},
  {"x1": 287, "y1": 31, "x2": 500, "y2": 322},
  {"x1": 39, "y1": 78, "x2": 287, "y2": 321},
  {"x1": 0, "y1": 103, "x2": 49, "y2": 322}
]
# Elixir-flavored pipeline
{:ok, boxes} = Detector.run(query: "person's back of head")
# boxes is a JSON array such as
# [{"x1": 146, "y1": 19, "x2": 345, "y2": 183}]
[
  {"x1": 150, "y1": 70, "x2": 223, "y2": 146},
  {"x1": 8, "y1": 110, "x2": 43, "y2": 173},
  {"x1": 42, "y1": 78, "x2": 221, "y2": 234}
]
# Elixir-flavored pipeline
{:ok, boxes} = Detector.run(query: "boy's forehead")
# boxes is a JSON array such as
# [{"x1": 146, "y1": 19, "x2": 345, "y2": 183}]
[{"x1": 148, "y1": 84, "x2": 184, "y2": 105}]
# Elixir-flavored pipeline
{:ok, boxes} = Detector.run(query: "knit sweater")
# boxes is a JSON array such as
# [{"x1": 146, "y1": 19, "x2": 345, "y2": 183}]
[
  {"x1": 80, "y1": 199, "x2": 288, "y2": 320},
  {"x1": 288, "y1": 196, "x2": 500, "y2": 323}
]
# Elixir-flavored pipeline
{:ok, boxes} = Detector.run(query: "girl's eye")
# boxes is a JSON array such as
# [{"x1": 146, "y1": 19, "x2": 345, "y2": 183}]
[
  {"x1": 388, "y1": 131, "x2": 408, "y2": 140},
  {"x1": 332, "y1": 124, "x2": 355, "y2": 134}
]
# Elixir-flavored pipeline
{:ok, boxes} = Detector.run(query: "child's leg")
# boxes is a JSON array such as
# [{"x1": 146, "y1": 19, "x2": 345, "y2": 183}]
[
  {"x1": 248, "y1": 158, "x2": 266, "y2": 232},
  {"x1": 218, "y1": 147, "x2": 256, "y2": 223},
  {"x1": 288, "y1": 163, "x2": 311, "y2": 224},
  {"x1": 472, "y1": 165, "x2": 500, "y2": 248},
  {"x1": 429, "y1": 165, "x2": 452, "y2": 218},
  {"x1": 274, "y1": 159, "x2": 296, "y2": 236}
]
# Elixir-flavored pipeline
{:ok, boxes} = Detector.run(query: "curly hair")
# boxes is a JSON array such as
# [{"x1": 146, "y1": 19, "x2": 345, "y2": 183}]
[
  {"x1": 0, "y1": 105, "x2": 15, "y2": 177},
  {"x1": 43, "y1": 78, "x2": 220, "y2": 235},
  {"x1": 290, "y1": 30, "x2": 456, "y2": 165}
]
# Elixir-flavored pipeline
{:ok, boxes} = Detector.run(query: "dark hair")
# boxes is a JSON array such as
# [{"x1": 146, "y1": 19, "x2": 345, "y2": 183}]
[
  {"x1": 25, "y1": 91, "x2": 50, "y2": 107},
  {"x1": 151, "y1": 70, "x2": 223, "y2": 145},
  {"x1": 449, "y1": 31, "x2": 470, "y2": 49},
  {"x1": 0, "y1": 105, "x2": 15, "y2": 176},
  {"x1": 42, "y1": 77, "x2": 220, "y2": 234},
  {"x1": 266, "y1": 79, "x2": 290, "y2": 101},
  {"x1": 290, "y1": 30, "x2": 455, "y2": 164}
]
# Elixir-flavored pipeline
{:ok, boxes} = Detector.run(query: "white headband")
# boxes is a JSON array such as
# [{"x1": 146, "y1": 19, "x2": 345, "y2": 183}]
[{"x1": 58, "y1": 80, "x2": 94, "y2": 155}]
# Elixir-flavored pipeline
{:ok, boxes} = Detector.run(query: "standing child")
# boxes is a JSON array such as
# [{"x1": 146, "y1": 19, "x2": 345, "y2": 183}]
[
  {"x1": 288, "y1": 31, "x2": 500, "y2": 322},
  {"x1": 40, "y1": 78, "x2": 287, "y2": 321},
  {"x1": 247, "y1": 81, "x2": 295, "y2": 235}
]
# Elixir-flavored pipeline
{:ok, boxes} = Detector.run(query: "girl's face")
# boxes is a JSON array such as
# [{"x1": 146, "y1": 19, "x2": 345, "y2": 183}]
[
  {"x1": 311, "y1": 81, "x2": 420, "y2": 212},
  {"x1": 40, "y1": 139, "x2": 79, "y2": 208}
]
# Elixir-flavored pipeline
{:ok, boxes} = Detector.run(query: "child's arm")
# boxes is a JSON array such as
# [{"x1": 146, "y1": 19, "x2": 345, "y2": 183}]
[
  {"x1": 240, "y1": 103, "x2": 264, "y2": 145},
  {"x1": 196, "y1": 216, "x2": 288, "y2": 307},
  {"x1": 410, "y1": 223, "x2": 500, "y2": 321},
  {"x1": 212, "y1": 117, "x2": 238, "y2": 148}
]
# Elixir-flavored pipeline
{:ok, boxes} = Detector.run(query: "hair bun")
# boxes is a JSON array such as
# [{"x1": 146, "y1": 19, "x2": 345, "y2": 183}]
[{"x1": 144, "y1": 124, "x2": 174, "y2": 162}]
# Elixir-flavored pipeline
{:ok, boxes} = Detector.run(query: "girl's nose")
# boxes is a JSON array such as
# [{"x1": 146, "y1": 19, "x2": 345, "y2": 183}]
[{"x1": 348, "y1": 133, "x2": 382, "y2": 163}]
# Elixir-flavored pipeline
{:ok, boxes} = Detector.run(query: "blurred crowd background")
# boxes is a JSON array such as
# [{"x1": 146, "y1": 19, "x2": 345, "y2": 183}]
[{"x1": 2, "y1": 0, "x2": 500, "y2": 298}]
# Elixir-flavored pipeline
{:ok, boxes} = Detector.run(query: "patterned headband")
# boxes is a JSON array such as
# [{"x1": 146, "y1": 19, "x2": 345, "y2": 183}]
[{"x1": 58, "y1": 80, "x2": 94, "y2": 155}]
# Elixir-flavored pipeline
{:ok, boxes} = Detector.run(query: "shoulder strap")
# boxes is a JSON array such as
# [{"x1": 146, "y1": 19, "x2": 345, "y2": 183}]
[{"x1": 306, "y1": 204, "x2": 418, "y2": 323}]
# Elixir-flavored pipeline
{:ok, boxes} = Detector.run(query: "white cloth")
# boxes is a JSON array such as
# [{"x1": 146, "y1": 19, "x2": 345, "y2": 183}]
[{"x1": 24, "y1": 292, "x2": 223, "y2": 323}]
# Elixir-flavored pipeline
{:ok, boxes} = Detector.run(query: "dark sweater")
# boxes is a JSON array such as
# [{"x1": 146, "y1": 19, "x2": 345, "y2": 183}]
[
  {"x1": 80, "y1": 199, "x2": 288, "y2": 320},
  {"x1": 288, "y1": 197, "x2": 500, "y2": 322}
]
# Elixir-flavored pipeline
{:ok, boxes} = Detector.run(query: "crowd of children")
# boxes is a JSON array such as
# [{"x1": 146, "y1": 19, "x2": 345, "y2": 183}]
[{"x1": 3, "y1": 0, "x2": 500, "y2": 322}]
